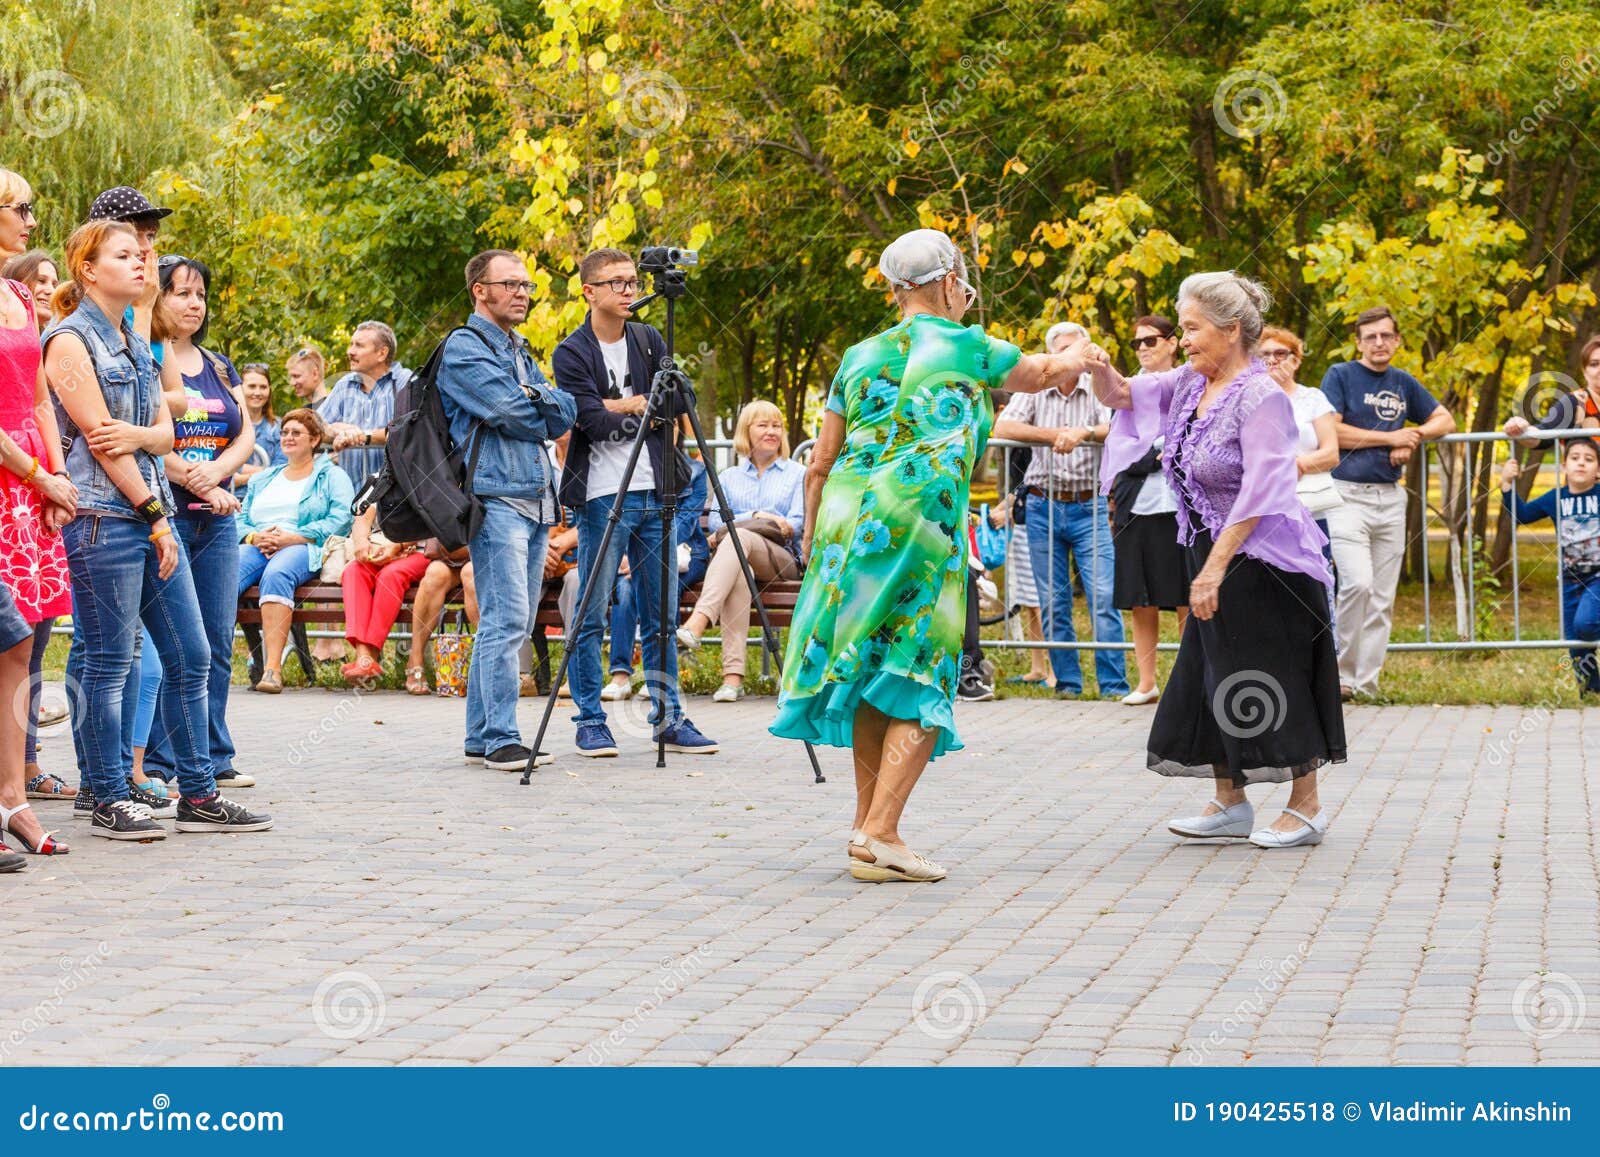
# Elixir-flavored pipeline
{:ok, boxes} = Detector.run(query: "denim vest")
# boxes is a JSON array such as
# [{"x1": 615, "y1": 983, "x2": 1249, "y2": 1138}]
[{"x1": 43, "y1": 296, "x2": 173, "y2": 519}]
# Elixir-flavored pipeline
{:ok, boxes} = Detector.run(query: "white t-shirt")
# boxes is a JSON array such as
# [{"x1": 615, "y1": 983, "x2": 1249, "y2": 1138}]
[
  {"x1": 585, "y1": 337, "x2": 654, "y2": 501},
  {"x1": 1288, "y1": 384, "x2": 1335, "y2": 453},
  {"x1": 1129, "y1": 435, "x2": 1179, "y2": 515},
  {"x1": 249, "y1": 472, "x2": 312, "y2": 532}
]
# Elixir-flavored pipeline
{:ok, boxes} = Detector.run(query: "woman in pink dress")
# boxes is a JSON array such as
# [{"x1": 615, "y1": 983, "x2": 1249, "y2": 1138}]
[{"x1": 0, "y1": 169, "x2": 79, "y2": 833}]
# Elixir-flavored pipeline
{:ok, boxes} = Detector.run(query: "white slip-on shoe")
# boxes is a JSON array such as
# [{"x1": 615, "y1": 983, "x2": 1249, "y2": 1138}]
[
  {"x1": 600, "y1": 680, "x2": 635, "y2": 702},
  {"x1": 711, "y1": 682, "x2": 744, "y2": 703},
  {"x1": 675, "y1": 627, "x2": 701, "y2": 652},
  {"x1": 1122, "y1": 686, "x2": 1160, "y2": 705},
  {"x1": 1168, "y1": 799, "x2": 1255, "y2": 839},
  {"x1": 1249, "y1": 807, "x2": 1329, "y2": 849}
]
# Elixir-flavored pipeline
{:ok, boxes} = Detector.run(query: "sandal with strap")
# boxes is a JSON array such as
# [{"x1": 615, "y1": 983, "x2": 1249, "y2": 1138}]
[
  {"x1": 26, "y1": 772, "x2": 77, "y2": 800},
  {"x1": 405, "y1": 667, "x2": 430, "y2": 695},
  {"x1": 0, "y1": 800, "x2": 70, "y2": 855},
  {"x1": 848, "y1": 834, "x2": 945, "y2": 883}
]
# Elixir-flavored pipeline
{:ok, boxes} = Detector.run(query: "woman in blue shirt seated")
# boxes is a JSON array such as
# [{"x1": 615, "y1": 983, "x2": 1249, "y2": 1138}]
[
  {"x1": 675, "y1": 400, "x2": 805, "y2": 702},
  {"x1": 236, "y1": 407, "x2": 354, "y2": 692}
]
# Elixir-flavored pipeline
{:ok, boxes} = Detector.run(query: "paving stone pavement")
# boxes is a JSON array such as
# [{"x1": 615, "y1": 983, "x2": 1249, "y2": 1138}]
[{"x1": 6, "y1": 689, "x2": 1598, "y2": 1067}]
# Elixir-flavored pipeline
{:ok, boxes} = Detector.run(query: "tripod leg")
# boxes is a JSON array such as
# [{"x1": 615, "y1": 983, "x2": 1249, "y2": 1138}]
[{"x1": 682, "y1": 404, "x2": 826, "y2": 784}]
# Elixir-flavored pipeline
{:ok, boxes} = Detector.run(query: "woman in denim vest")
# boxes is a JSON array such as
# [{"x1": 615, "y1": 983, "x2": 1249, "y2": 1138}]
[{"x1": 42, "y1": 220, "x2": 271, "y2": 842}]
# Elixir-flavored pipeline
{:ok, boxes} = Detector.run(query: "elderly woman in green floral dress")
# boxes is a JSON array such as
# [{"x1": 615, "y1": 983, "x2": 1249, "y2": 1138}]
[{"x1": 771, "y1": 229, "x2": 1096, "y2": 883}]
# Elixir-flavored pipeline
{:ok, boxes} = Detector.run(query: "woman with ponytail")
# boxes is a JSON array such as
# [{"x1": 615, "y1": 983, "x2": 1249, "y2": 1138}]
[{"x1": 43, "y1": 220, "x2": 271, "y2": 842}]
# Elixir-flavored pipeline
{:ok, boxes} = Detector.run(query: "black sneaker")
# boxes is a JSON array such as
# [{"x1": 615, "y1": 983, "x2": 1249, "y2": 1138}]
[
  {"x1": 126, "y1": 779, "x2": 176, "y2": 819},
  {"x1": 73, "y1": 785, "x2": 97, "y2": 820},
  {"x1": 485, "y1": 743, "x2": 554, "y2": 772},
  {"x1": 214, "y1": 768, "x2": 256, "y2": 788},
  {"x1": 957, "y1": 671, "x2": 995, "y2": 702},
  {"x1": 174, "y1": 795, "x2": 273, "y2": 833},
  {"x1": 90, "y1": 800, "x2": 166, "y2": 841}
]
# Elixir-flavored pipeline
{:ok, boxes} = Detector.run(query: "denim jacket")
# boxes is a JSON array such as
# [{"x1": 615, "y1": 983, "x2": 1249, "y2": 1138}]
[
  {"x1": 436, "y1": 312, "x2": 577, "y2": 501},
  {"x1": 42, "y1": 296, "x2": 174, "y2": 520},
  {"x1": 237, "y1": 454, "x2": 355, "y2": 571}
]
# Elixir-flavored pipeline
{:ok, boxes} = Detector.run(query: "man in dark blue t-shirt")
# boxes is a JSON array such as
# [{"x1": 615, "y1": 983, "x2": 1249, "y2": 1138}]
[{"x1": 1320, "y1": 305, "x2": 1455, "y2": 698}]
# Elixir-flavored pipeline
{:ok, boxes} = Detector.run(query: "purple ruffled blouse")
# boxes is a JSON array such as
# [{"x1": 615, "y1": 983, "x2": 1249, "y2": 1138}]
[{"x1": 1097, "y1": 361, "x2": 1332, "y2": 585}]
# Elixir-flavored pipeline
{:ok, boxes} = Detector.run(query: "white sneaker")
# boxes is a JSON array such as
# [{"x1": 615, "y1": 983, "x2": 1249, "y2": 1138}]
[
  {"x1": 1168, "y1": 799, "x2": 1254, "y2": 839},
  {"x1": 711, "y1": 683, "x2": 744, "y2": 703},
  {"x1": 1122, "y1": 686, "x2": 1160, "y2": 705},
  {"x1": 1249, "y1": 807, "x2": 1329, "y2": 848},
  {"x1": 600, "y1": 680, "x2": 635, "y2": 701},
  {"x1": 675, "y1": 627, "x2": 701, "y2": 652}
]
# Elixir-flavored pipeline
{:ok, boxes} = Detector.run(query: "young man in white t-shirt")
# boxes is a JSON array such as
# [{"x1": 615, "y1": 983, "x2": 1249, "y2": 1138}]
[{"x1": 550, "y1": 249, "x2": 718, "y2": 759}]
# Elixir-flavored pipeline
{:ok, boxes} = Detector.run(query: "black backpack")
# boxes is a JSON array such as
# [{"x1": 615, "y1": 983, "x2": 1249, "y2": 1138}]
[{"x1": 354, "y1": 326, "x2": 488, "y2": 551}]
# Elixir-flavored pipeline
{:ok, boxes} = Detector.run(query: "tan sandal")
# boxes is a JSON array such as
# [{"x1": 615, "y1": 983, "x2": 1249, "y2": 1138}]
[
  {"x1": 848, "y1": 834, "x2": 946, "y2": 882},
  {"x1": 254, "y1": 670, "x2": 283, "y2": 694},
  {"x1": 405, "y1": 667, "x2": 430, "y2": 695}
]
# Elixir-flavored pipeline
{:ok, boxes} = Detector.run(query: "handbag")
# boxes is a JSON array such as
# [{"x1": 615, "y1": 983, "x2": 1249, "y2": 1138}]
[
  {"x1": 432, "y1": 610, "x2": 474, "y2": 698},
  {"x1": 710, "y1": 515, "x2": 790, "y2": 550},
  {"x1": 319, "y1": 530, "x2": 397, "y2": 582},
  {"x1": 975, "y1": 504, "x2": 1009, "y2": 570},
  {"x1": 1296, "y1": 471, "x2": 1345, "y2": 516}
]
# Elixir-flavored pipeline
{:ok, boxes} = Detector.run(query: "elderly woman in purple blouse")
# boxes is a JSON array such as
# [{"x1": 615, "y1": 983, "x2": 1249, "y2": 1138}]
[{"x1": 1085, "y1": 271, "x2": 1345, "y2": 849}]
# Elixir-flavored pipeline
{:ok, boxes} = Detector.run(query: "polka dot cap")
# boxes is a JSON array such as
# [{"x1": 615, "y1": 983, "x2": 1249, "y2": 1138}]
[{"x1": 87, "y1": 186, "x2": 172, "y2": 223}]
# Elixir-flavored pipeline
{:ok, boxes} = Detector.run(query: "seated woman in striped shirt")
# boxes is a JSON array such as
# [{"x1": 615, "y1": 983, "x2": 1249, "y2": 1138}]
[{"x1": 675, "y1": 400, "x2": 805, "y2": 702}]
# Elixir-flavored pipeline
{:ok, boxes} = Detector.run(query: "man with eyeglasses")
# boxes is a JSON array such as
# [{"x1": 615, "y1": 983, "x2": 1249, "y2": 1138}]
[
  {"x1": 1320, "y1": 304, "x2": 1455, "y2": 699},
  {"x1": 991, "y1": 321, "x2": 1128, "y2": 701},
  {"x1": 550, "y1": 247, "x2": 718, "y2": 759},
  {"x1": 322, "y1": 320, "x2": 412, "y2": 489},
  {"x1": 436, "y1": 249, "x2": 577, "y2": 772}
]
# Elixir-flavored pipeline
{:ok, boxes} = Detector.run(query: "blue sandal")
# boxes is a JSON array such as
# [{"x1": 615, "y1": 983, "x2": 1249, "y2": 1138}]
[{"x1": 25, "y1": 773, "x2": 76, "y2": 800}]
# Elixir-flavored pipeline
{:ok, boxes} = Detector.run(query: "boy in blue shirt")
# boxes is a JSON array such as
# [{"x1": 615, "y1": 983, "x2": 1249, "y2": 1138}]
[
  {"x1": 1321, "y1": 305, "x2": 1456, "y2": 698},
  {"x1": 1501, "y1": 437, "x2": 1600, "y2": 695}
]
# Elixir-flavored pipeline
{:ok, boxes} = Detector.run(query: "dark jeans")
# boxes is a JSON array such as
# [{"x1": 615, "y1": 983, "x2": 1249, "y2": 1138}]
[
  {"x1": 962, "y1": 569, "x2": 983, "y2": 676},
  {"x1": 1561, "y1": 570, "x2": 1600, "y2": 693},
  {"x1": 571, "y1": 492, "x2": 682, "y2": 729},
  {"x1": 24, "y1": 619, "x2": 53, "y2": 766},
  {"x1": 146, "y1": 513, "x2": 240, "y2": 775},
  {"x1": 62, "y1": 514, "x2": 217, "y2": 803}
]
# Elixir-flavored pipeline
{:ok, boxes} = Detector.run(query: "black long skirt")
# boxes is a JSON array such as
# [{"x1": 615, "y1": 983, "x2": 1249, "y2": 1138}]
[
  {"x1": 1113, "y1": 512, "x2": 1190, "y2": 610},
  {"x1": 1146, "y1": 529, "x2": 1346, "y2": 785}
]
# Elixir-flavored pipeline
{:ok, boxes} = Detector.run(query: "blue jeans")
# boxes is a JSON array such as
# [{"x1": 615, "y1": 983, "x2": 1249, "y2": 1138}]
[
  {"x1": 24, "y1": 619, "x2": 52, "y2": 766},
  {"x1": 572, "y1": 491, "x2": 682, "y2": 728},
  {"x1": 237, "y1": 541, "x2": 313, "y2": 605},
  {"x1": 1025, "y1": 495, "x2": 1127, "y2": 696},
  {"x1": 62, "y1": 514, "x2": 216, "y2": 802},
  {"x1": 466, "y1": 498, "x2": 550, "y2": 753},
  {"x1": 1561, "y1": 570, "x2": 1600, "y2": 693},
  {"x1": 608, "y1": 553, "x2": 709, "y2": 676},
  {"x1": 148, "y1": 514, "x2": 240, "y2": 772}
]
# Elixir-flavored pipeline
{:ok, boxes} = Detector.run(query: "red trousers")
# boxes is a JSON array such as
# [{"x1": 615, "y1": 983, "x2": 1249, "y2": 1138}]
[{"x1": 342, "y1": 553, "x2": 432, "y2": 648}]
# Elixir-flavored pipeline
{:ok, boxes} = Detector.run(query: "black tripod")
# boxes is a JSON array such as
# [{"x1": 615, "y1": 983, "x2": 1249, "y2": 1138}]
[{"x1": 523, "y1": 246, "x2": 824, "y2": 784}]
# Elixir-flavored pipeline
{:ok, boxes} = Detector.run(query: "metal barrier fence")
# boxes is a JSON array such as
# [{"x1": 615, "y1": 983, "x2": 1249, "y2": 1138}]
[{"x1": 46, "y1": 430, "x2": 1592, "y2": 660}]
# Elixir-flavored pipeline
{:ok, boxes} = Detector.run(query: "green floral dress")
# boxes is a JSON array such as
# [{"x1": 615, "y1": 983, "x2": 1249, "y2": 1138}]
[{"x1": 769, "y1": 314, "x2": 1022, "y2": 760}]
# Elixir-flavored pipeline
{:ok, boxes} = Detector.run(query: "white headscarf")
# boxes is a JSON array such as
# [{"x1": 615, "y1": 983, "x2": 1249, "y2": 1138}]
[{"x1": 878, "y1": 228, "x2": 963, "y2": 290}]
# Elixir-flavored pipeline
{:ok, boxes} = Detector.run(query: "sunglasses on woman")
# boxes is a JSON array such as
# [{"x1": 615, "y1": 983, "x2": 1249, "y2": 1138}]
[
  {"x1": 1258, "y1": 349, "x2": 1296, "y2": 365},
  {"x1": 1130, "y1": 334, "x2": 1169, "y2": 351}
]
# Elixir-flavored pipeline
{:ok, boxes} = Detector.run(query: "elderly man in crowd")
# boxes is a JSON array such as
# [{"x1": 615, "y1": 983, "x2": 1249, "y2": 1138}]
[
  {"x1": 992, "y1": 321, "x2": 1128, "y2": 700},
  {"x1": 322, "y1": 319, "x2": 413, "y2": 490}
]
